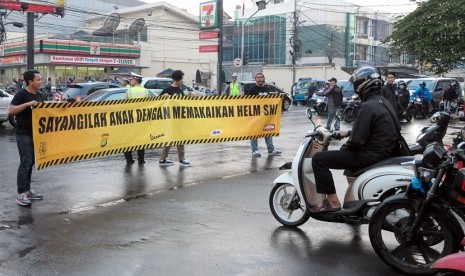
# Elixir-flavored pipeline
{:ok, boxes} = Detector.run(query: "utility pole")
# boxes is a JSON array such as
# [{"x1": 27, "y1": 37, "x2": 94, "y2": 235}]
[
  {"x1": 291, "y1": 0, "x2": 298, "y2": 86},
  {"x1": 217, "y1": 0, "x2": 223, "y2": 93},
  {"x1": 26, "y1": 12, "x2": 34, "y2": 70}
]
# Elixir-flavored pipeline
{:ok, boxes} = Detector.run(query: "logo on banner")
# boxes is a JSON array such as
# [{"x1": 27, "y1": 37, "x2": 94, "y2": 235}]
[{"x1": 90, "y1": 43, "x2": 100, "y2": 55}]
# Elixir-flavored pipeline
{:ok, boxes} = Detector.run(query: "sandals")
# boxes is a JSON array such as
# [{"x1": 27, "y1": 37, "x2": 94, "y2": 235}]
[{"x1": 314, "y1": 199, "x2": 341, "y2": 213}]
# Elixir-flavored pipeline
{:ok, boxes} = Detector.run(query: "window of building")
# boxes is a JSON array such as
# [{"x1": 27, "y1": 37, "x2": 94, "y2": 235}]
[
  {"x1": 356, "y1": 18, "x2": 369, "y2": 35},
  {"x1": 355, "y1": 45, "x2": 368, "y2": 60}
]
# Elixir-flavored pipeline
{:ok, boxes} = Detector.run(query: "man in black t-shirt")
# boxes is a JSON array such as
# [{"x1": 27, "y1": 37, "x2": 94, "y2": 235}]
[
  {"x1": 159, "y1": 70, "x2": 191, "y2": 167},
  {"x1": 247, "y1": 72, "x2": 282, "y2": 157},
  {"x1": 8, "y1": 69, "x2": 44, "y2": 206}
]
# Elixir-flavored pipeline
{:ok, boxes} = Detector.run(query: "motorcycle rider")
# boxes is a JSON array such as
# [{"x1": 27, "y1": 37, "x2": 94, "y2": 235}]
[
  {"x1": 397, "y1": 81, "x2": 410, "y2": 116},
  {"x1": 311, "y1": 66, "x2": 399, "y2": 212},
  {"x1": 411, "y1": 81, "x2": 432, "y2": 116},
  {"x1": 307, "y1": 80, "x2": 318, "y2": 100}
]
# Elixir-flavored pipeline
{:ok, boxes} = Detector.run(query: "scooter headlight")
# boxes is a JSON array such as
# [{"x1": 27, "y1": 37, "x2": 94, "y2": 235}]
[{"x1": 418, "y1": 167, "x2": 435, "y2": 183}]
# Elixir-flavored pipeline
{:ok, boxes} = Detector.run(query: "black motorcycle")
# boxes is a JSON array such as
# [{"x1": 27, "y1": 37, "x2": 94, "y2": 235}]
[
  {"x1": 408, "y1": 112, "x2": 450, "y2": 155},
  {"x1": 368, "y1": 141, "x2": 465, "y2": 275},
  {"x1": 398, "y1": 101, "x2": 414, "y2": 123}
]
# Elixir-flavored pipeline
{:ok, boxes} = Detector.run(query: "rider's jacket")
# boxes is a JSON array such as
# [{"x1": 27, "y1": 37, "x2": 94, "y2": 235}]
[
  {"x1": 411, "y1": 87, "x2": 431, "y2": 101},
  {"x1": 341, "y1": 92, "x2": 398, "y2": 159}
]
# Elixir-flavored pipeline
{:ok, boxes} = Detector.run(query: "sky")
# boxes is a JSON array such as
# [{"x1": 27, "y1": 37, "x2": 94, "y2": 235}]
[{"x1": 142, "y1": 0, "x2": 418, "y2": 17}]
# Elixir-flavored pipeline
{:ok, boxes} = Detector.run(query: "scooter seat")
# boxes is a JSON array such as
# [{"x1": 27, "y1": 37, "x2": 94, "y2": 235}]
[{"x1": 343, "y1": 156, "x2": 414, "y2": 177}]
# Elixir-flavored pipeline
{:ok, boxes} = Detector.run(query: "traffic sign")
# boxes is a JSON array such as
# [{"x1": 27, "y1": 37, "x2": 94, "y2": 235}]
[{"x1": 233, "y1": 58, "x2": 242, "y2": 67}]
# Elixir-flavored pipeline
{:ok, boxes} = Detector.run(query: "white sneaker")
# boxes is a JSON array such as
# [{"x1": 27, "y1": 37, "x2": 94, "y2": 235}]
[
  {"x1": 180, "y1": 160, "x2": 191, "y2": 167},
  {"x1": 252, "y1": 151, "x2": 261, "y2": 157},
  {"x1": 268, "y1": 150, "x2": 282, "y2": 156}
]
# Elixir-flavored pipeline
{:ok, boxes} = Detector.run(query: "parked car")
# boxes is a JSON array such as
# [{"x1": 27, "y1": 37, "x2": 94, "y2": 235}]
[
  {"x1": 0, "y1": 89, "x2": 17, "y2": 126},
  {"x1": 61, "y1": 82, "x2": 119, "y2": 102},
  {"x1": 140, "y1": 77, "x2": 173, "y2": 95},
  {"x1": 241, "y1": 81, "x2": 292, "y2": 111},
  {"x1": 292, "y1": 77, "x2": 326, "y2": 105},
  {"x1": 82, "y1": 88, "x2": 158, "y2": 102},
  {"x1": 407, "y1": 78, "x2": 461, "y2": 110}
]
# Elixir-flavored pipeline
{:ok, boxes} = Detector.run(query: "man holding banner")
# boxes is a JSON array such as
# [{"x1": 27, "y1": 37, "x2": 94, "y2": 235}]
[
  {"x1": 247, "y1": 72, "x2": 282, "y2": 158},
  {"x1": 159, "y1": 70, "x2": 191, "y2": 167},
  {"x1": 8, "y1": 70, "x2": 44, "y2": 206}
]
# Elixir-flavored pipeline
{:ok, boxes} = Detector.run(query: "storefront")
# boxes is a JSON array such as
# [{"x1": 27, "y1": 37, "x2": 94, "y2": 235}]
[{"x1": 0, "y1": 38, "x2": 141, "y2": 88}]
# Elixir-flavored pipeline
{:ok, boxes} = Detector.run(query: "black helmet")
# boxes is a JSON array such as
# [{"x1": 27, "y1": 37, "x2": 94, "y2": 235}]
[
  {"x1": 398, "y1": 80, "x2": 406, "y2": 88},
  {"x1": 349, "y1": 66, "x2": 382, "y2": 97},
  {"x1": 430, "y1": 111, "x2": 450, "y2": 125},
  {"x1": 420, "y1": 81, "x2": 426, "y2": 86}
]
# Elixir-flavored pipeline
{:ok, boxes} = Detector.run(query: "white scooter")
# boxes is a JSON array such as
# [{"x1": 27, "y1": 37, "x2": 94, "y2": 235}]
[{"x1": 269, "y1": 119, "x2": 415, "y2": 227}]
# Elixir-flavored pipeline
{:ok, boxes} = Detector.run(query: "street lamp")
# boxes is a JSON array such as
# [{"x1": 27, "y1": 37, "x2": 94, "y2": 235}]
[{"x1": 240, "y1": 0, "x2": 271, "y2": 77}]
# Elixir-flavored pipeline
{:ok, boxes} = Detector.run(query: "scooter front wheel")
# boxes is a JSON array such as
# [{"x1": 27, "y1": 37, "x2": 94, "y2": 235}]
[
  {"x1": 269, "y1": 183, "x2": 310, "y2": 227},
  {"x1": 369, "y1": 201, "x2": 458, "y2": 275}
]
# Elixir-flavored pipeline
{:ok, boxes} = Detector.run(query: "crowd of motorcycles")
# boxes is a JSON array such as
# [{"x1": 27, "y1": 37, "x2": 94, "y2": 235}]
[
  {"x1": 270, "y1": 109, "x2": 465, "y2": 275},
  {"x1": 5, "y1": 85, "x2": 64, "y2": 101},
  {"x1": 305, "y1": 91, "x2": 460, "y2": 124}
]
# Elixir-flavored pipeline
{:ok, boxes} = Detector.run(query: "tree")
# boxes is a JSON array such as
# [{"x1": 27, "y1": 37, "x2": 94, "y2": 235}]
[{"x1": 385, "y1": 0, "x2": 465, "y2": 75}]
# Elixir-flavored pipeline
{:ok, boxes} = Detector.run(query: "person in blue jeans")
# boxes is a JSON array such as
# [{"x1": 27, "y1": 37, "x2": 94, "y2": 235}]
[
  {"x1": 246, "y1": 72, "x2": 282, "y2": 157},
  {"x1": 7, "y1": 69, "x2": 44, "y2": 206},
  {"x1": 317, "y1": 78, "x2": 342, "y2": 131}
]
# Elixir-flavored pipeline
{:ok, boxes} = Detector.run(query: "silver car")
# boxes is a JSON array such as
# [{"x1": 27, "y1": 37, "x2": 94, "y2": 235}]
[{"x1": 0, "y1": 89, "x2": 16, "y2": 127}]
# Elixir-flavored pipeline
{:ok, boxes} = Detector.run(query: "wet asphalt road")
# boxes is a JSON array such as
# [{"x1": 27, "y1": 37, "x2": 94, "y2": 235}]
[{"x1": 0, "y1": 105, "x2": 460, "y2": 275}]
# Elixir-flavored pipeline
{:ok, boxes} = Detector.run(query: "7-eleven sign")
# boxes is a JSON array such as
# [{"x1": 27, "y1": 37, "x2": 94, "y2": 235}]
[{"x1": 199, "y1": 1, "x2": 219, "y2": 30}]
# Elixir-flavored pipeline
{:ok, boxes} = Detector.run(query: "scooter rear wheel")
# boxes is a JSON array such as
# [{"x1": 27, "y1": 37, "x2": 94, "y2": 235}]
[{"x1": 269, "y1": 183, "x2": 310, "y2": 227}]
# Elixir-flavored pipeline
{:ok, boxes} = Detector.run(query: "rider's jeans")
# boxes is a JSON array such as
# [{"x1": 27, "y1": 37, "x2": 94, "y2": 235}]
[
  {"x1": 444, "y1": 100, "x2": 451, "y2": 112},
  {"x1": 326, "y1": 105, "x2": 340, "y2": 131}
]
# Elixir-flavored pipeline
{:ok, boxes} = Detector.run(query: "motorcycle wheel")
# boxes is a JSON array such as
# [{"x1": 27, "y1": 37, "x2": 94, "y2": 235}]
[
  {"x1": 405, "y1": 111, "x2": 413, "y2": 123},
  {"x1": 305, "y1": 98, "x2": 312, "y2": 107},
  {"x1": 345, "y1": 109, "x2": 355, "y2": 123},
  {"x1": 369, "y1": 202, "x2": 458, "y2": 275},
  {"x1": 306, "y1": 108, "x2": 312, "y2": 120},
  {"x1": 282, "y1": 98, "x2": 291, "y2": 111},
  {"x1": 269, "y1": 183, "x2": 310, "y2": 227},
  {"x1": 316, "y1": 104, "x2": 325, "y2": 115}
]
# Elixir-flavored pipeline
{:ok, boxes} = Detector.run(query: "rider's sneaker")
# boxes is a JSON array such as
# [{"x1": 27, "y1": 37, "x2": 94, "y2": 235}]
[
  {"x1": 252, "y1": 151, "x2": 261, "y2": 157},
  {"x1": 26, "y1": 190, "x2": 43, "y2": 200},
  {"x1": 16, "y1": 193, "x2": 31, "y2": 206},
  {"x1": 268, "y1": 150, "x2": 282, "y2": 156}
]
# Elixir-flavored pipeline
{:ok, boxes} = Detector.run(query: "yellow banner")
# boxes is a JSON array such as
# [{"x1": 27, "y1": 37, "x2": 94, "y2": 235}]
[{"x1": 32, "y1": 95, "x2": 282, "y2": 169}]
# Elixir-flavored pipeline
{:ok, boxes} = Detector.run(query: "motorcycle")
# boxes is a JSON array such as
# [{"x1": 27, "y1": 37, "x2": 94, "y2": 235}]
[
  {"x1": 368, "y1": 142, "x2": 465, "y2": 275},
  {"x1": 413, "y1": 97, "x2": 434, "y2": 119},
  {"x1": 269, "y1": 117, "x2": 414, "y2": 227},
  {"x1": 313, "y1": 94, "x2": 328, "y2": 115},
  {"x1": 398, "y1": 101, "x2": 414, "y2": 123},
  {"x1": 343, "y1": 94, "x2": 361, "y2": 123},
  {"x1": 409, "y1": 112, "x2": 451, "y2": 155},
  {"x1": 431, "y1": 238, "x2": 465, "y2": 275}
]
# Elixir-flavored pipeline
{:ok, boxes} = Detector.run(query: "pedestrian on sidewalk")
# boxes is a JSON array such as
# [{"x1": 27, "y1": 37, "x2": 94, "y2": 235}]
[
  {"x1": 246, "y1": 72, "x2": 282, "y2": 157},
  {"x1": 159, "y1": 70, "x2": 191, "y2": 167},
  {"x1": 7, "y1": 69, "x2": 44, "y2": 206}
]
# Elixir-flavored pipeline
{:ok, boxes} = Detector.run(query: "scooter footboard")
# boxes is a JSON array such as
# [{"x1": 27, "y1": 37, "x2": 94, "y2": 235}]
[{"x1": 346, "y1": 165, "x2": 414, "y2": 202}]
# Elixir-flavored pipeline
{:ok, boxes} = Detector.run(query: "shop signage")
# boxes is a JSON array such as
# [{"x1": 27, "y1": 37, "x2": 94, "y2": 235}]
[
  {"x1": 199, "y1": 1, "x2": 219, "y2": 30},
  {"x1": 51, "y1": 55, "x2": 135, "y2": 66},
  {"x1": 199, "y1": 31, "x2": 218, "y2": 40},
  {"x1": 199, "y1": 45, "x2": 219, "y2": 53},
  {"x1": 0, "y1": 56, "x2": 24, "y2": 65},
  {"x1": 90, "y1": 43, "x2": 101, "y2": 55}
]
